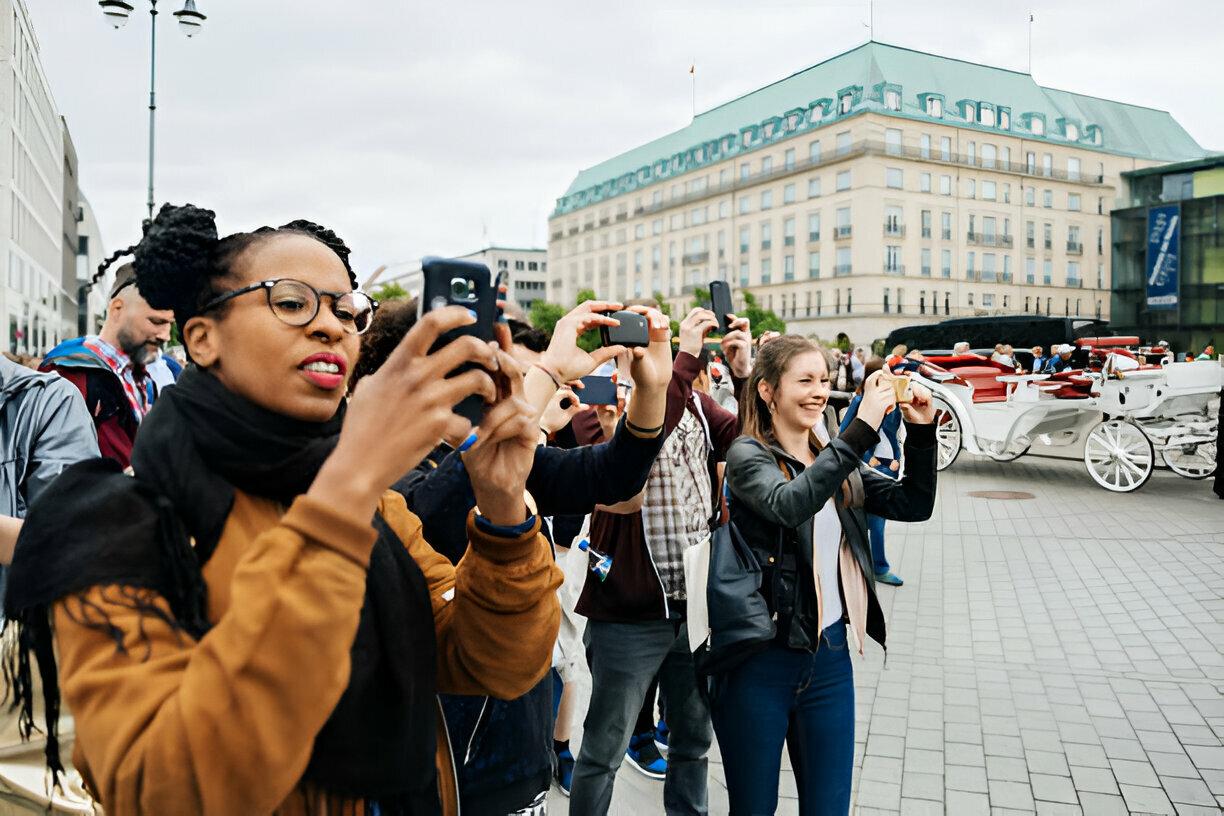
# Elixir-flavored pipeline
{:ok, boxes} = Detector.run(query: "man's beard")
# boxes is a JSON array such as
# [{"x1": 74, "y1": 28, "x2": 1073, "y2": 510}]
[{"x1": 118, "y1": 328, "x2": 159, "y2": 367}]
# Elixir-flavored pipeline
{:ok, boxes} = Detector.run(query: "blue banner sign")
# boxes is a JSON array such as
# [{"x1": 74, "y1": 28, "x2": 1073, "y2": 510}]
[{"x1": 1145, "y1": 205, "x2": 1180, "y2": 310}]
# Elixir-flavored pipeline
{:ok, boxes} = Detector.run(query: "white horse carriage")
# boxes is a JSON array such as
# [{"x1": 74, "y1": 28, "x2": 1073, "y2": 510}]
[{"x1": 904, "y1": 338, "x2": 1221, "y2": 493}]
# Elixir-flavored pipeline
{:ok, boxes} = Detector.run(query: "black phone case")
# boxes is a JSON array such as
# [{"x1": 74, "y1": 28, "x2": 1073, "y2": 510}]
[
  {"x1": 710, "y1": 280, "x2": 733, "y2": 334},
  {"x1": 599, "y1": 310, "x2": 650, "y2": 348},
  {"x1": 418, "y1": 257, "x2": 497, "y2": 425},
  {"x1": 578, "y1": 375, "x2": 618, "y2": 405}
]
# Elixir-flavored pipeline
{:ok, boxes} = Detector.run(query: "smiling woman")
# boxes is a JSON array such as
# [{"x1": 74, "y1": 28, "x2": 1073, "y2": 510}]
[{"x1": 3, "y1": 203, "x2": 562, "y2": 816}]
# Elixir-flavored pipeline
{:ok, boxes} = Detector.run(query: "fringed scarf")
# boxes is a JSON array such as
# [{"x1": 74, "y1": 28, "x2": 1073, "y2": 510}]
[{"x1": 3, "y1": 365, "x2": 442, "y2": 815}]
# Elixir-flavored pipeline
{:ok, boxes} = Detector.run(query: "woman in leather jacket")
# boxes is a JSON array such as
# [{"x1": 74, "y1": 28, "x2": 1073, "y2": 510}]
[{"x1": 715, "y1": 335, "x2": 938, "y2": 816}]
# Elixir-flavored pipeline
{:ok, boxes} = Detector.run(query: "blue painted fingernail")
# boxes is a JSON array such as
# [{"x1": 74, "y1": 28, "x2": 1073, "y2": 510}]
[
  {"x1": 458, "y1": 431, "x2": 479, "y2": 452},
  {"x1": 467, "y1": 309, "x2": 478, "y2": 319}
]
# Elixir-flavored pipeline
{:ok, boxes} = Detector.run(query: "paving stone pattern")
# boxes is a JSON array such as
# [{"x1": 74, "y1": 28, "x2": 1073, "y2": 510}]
[{"x1": 548, "y1": 455, "x2": 1224, "y2": 815}]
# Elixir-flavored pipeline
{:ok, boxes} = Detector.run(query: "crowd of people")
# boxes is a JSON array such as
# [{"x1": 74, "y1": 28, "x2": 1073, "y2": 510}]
[{"x1": 0, "y1": 201, "x2": 949, "y2": 816}]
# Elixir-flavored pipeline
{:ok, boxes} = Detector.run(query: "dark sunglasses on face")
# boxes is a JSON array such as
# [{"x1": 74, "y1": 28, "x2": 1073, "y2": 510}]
[{"x1": 199, "y1": 279, "x2": 378, "y2": 335}]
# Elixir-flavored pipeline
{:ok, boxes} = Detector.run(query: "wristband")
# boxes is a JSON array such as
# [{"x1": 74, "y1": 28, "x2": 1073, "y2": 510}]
[
  {"x1": 532, "y1": 362, "x2": 563, "y2": 389},
  {"x1": 626, "y1": 419, "x2": 664, "y2": 436}
]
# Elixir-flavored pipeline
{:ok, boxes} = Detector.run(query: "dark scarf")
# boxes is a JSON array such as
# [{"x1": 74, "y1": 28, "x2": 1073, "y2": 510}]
[{"x1": 4, "y1": 366, "x2": 441, "y2": 814}]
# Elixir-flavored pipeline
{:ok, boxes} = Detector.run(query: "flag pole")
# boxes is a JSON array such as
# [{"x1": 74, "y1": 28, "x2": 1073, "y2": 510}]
[
  {"x1": 690, "y1": 58, "x2": 696, "y2": 119},
  {"x1": 1028, "y1": 13, "x2": 1034, "y2": 74}
]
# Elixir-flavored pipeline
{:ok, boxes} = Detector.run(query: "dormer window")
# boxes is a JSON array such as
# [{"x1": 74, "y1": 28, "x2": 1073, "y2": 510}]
[
  {"x1": 960, "y1": 100, "x2": 977, "y2": 121},
  {"x1": 980, "y1": 103, "x2": 996, "y2": 127},
  {"x1": 884, "y1": 88, "x2": 901, "y2": 111},
  {"x1": 839, "y1": 92, "x2": 853, "y2": 114},
  {"x1": 925, "y1": 95, "x2": 943, "y2": 117},
  {"x1": 1064, "y1": 122, "x2": 1079, "y2": 141},
  {"x1": 1028, "y1": 114, "x2": 1046, "y2": 135},
  {"x1": 998, "y1": 108, "x2": 1011, "y2": 130},
  {"x1": 1086, "y1": 124, "x2": 1103, "y2": 146}
]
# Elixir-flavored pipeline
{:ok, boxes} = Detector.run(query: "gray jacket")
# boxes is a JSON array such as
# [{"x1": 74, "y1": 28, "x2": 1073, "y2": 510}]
[{"x1": 0, "y1": 356, "x2": 99, "y2": 519}]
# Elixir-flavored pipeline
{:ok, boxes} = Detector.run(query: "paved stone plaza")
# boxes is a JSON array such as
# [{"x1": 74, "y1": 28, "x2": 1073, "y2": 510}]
[{"x1": 548, "y1": 453, "x2": 1224, "y2": 815}]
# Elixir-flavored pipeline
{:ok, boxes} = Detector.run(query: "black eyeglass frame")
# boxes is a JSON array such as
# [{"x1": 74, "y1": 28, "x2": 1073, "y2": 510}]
[{"x1": 199, "y1": 278, "x2": 379, "y2": 334}]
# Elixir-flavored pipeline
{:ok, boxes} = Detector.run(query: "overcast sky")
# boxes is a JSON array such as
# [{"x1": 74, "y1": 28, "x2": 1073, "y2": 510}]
[{"x1": 33, "y1": 0, "x2": 1221, "y2": 281}]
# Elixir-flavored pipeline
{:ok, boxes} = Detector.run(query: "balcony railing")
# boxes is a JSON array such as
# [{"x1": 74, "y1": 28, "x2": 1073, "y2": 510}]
[
  {"x1": 834, "y1": 264, "x2": 853, "y2": 276},
  {"x1": 941, "y1": 229, "x2": 952, "y2": 240},
  {"x1": 761, "y1": 240, "x2": 772, "y2": 250},
  {"x1": 1067, "y1": 241, "x2": 1083, "y2": 255},
  {"x1": 921, "y1": 227, "x2": 932, "y2": 238},
  {"x1": 884, "y1": 223, "x2": 905, "y2": 237},
  {"x1": 681, "y1": 251, "x2": 709, "y2": 265},
  {"x1": 884, "y1": 264, "x2": 905, "y2": 276},
  {"x1": 808, "y1": 232, "x2": 820, "y2": 242},
  {"x1": 1026, "y1": 237, "x2": 1035, "y2": 249},
  {"x1": 835, "y1": 226, "x2": 852, "y2": 239},
  {"x1": 966, "y1": 232, "x2": 1014, "y2": 248},
  {"x1": 921, "y1": 266, "x2": 932, "y2": 277},
  {"x1": 1044, "y1": 239, "x2": 1053, "y2": 250},
  {"x1": 1067, "y1": 278, "x2": 1083, "y2": 288},
  {"x1": 784, "y1": 236, "x2": 795, "y2": 247},
  {"x1": 1002, "y1": 272, "x2": 1013, "y2": 283}
]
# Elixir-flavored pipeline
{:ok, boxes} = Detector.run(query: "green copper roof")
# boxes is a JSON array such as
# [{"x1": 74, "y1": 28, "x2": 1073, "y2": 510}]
[{"x1": 556, "y1": 41, "x2": 1205, "y2": 215}]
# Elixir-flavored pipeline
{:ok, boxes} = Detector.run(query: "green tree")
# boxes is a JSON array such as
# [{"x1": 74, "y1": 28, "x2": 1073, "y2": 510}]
[
  {"x1": 653, "y1": 291, "x2": 681, "y2": 338},
  {"x1": 370, "y1": 281, "x2": 409, "y2": 302},
  {"x1": 740, "y1": 291, "x2": 786, "y2": 338},
  {"x1": 689, "y1": 286, "x2": 711, "y2": 313},
  {"x1": 528, "y1": 300, "x2": 566, "y2": 337}
]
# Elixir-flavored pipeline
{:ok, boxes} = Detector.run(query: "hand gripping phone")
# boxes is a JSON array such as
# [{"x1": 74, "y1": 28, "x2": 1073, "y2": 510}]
[
  {"x1": 599, "y1": 310, "x2": 650, "y2": 349},
  {"x1": 709, "y1": 280, "x2": 734, "y2": 334},
  {"x1": 417, "y1": 257, "x2": 498, "y2": 424}
]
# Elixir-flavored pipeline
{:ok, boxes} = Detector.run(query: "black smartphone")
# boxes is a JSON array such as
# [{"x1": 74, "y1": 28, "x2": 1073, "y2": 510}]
[
  {"x1": 710, "y1": 280, "x2": 733, "y2": 334},
  {"x1": 599, "y1": 310, "x2": 650, "y2": 348},
  {"x1": 418, "y1": 257, "x2": 498, "y2": 424},
  {"x1": 578, "y1": 375, "x2": 618, "y2": 405}
]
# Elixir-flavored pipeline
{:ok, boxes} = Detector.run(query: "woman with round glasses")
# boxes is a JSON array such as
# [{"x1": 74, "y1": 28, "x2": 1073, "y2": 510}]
[{"x1": 4, "y1": 204, "x2": 562, "y2": 815}]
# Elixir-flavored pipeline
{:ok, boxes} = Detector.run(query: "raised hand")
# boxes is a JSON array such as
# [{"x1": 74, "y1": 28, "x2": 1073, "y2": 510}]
[
  {"x1": 898, "y1": 381, "x2": 936, "y2": 424},
  {"x1": 539, "y1": 300, "x2": 627, "y2": 383},
  {"x1": 679, "y1": 307, "x2": 719, "y2": 357},
  {"x1": 462, "y1": 352, "x2": 540, "y2": 525},
  {"x1": 541, "y1": 384, "x2": 585, "y2": 434},
  {"x1": 856, "y1": 370, "x2": 897, "y2": 431},
  {"x1": 312, "y1": 306, "x2": 500, "y2": 520},
  {"x1": 720, "y1": 314, "x2": 752, "y2": 378}
]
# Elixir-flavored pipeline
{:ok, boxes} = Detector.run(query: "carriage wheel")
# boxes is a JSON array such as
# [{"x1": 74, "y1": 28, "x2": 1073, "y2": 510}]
[
  {"x1": 1163, "y1": 441, "x2": 1217, "y2": 480},
  {"x1": 933, "y1": 397, "x2": 961, "y2": 471},
  {"x1": 1084, "y1": 420, "x2": 1154, "y2": 492},
  {"x1": 985, "y1": 438, "x2": 1032, "y2": 462}
]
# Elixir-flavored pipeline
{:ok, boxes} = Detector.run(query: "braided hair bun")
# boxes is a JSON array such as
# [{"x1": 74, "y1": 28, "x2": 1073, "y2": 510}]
[{"x1": 132, "y1": 203, "x2": 219, "y2": 323}]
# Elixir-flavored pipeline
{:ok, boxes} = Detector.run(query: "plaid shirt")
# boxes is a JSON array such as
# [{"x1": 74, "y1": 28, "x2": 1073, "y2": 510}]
[
  {"x1": 82, "y1": 335, "x2": 150, "y2": 423},
  {"x1": 640, "y1": 401, "x2": 713, "y2": 601}
]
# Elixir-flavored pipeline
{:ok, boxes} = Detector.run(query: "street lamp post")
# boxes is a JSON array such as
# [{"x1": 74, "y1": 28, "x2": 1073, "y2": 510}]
[{"x1": 99, "y1": 0, "x2": 206, "y2": 223}]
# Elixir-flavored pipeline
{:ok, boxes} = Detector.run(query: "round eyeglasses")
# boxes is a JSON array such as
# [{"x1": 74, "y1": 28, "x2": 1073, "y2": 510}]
[{"x1": 200, "y1": 279, "x2": 378, "y2": 335}]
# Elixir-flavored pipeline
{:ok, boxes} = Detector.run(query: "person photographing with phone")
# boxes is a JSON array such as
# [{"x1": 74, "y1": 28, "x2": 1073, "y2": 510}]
[
  {"x1": 4, "y1": 204, "x2": 562, "y2": 815},
  {"x1": 716, "y1": 336, "x2": 938, "y2": 816},
  {"x1": 839, "y1": 357, "x2": 906, "y2": 587}
]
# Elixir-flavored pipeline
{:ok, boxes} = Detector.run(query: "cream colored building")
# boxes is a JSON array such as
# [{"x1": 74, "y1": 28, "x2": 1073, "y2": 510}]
[{"x1": 547, "y1": 42, "x2": 1205, "y2": 346}]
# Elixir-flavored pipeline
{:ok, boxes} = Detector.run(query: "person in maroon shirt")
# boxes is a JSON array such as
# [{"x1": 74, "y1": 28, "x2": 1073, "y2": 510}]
[{"x1": 40, "y1": 264, "x2": 174, "y2": 467}]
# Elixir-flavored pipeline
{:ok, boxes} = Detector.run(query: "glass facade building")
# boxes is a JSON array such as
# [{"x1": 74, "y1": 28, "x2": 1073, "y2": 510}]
[{"x1": 1111, "y1": 156, "x2": 1223, "y2": 354}]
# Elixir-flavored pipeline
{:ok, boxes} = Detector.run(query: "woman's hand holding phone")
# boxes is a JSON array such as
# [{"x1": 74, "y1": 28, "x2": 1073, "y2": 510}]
[
  {"x1": 541, "y1": 385, "x2": 585, "y2": 434},
  {"x1": 857, "y1": 371, "x2": 897, "y2": 431},
  {"x1": 679, "y1": 308, "x2": 719, "y2": 357},
  {"x1": 720, "y1": 314, "x2": 752, "y2": 378},
  {"x1": 898, "y1": 380, "x2": 936, "y2": 424},
  {"x1": 623, "y1": 306, "x2": 671, "y2": 431},
  {"x1": 540, "y1": 300, "x2": 627, "y2": 382},
  {"x1": 313, "y1": 306, "x2": 500, "y2": 522},
  {"x1": 462, "y1": 352, "x2": 539, "y2": 526}
]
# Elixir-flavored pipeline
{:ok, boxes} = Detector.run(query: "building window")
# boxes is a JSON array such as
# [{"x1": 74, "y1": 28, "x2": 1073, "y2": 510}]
[
  {"x1": 1042, "y1": 153, "x2": 1053, "y2": 176},
  {"x1": 982, "y1": 293, "x2": 994, "y2": 308},
  {"x1": 921, "y1": 210, "x2": 932, "y2": 238},
  {"x1": 926, "y1": 96, "x2": 943, "y2": 117},
  {"x1": 835, "y1": 207, "x2": 851, "y2": 237},
  {"x1": 1031, "y1": 116, "x2": 1045, "y2": 136},
  {"x1": 739, "y1": 227, "x2": 749, "y2": 253},
  {"x1": 808, "y1": 251, "x2": 820, "y2": 278},
  {"x1": 967, "y1": 141, "x2": 976, "y2": 166},
  {"x1": 940, "y1": 136, "x2": 951, "y2": 161},
  {"x1": 885, "y1": 206, "x2": 903, "y2": 236},
  {"x1": 982, "y1": 144, "x2": 997, "y2": 169},
  {"x1": 783, "y1": 183, "x2": 796, "y2": 204},
  {"x1": 982, "y1": 180, "x2": 997, "y2": 200},
  {"x1": 966, "y1": 179, "x2": 976, "y2": 198},
  {"x1": 783, "y1": 216, "x2": 795, "y2": 246},
  {"x1": 838, "y1": 92, "x2": 853, "y2": 114},
  {"x1": 761, "y1": 258, "x2": 772, "y2": 284},
  {"x1": 1067, "y1": 157, "x2": 1081, "y2": 181},
  {"x1": 1064, "y1": 122, "x2": 1079, "y2": 141},
  {"x1": 945, "y1": 291, "x2": 951, "y2": 315},
  {"x1": 784, "y1": 255, "x2": 795, "y2": 281},
  {"x1": 761, "y1": 190, "x2": 773, "y2": 210},
  {"x1": 1068, "y1": 261, "x2": 1081, "y2": 286},
  {"x1": 739, "y1": 162, "x2": 750, "y2": 181},
  {"x1": 941, "y1": 211, "x2": 952, "y2": 240},
  {"x1": 920, "y1": 134, "x2": 931, "y2": 159},
  {"x1": 1003, "y1": 254, "x2": 1011, "y2": 282},
  {"x1": 761, "y1": 156, "x2": 773, "y2": 175},
  {"x1": 739, "y1": 261, "x2": 749, "y2": 287},
  {"x1": 1043, "y1": 260, "x2": 1053, "y2": 285},
  {"x1": 784, "y1": 148, "x2": 795, "y2": 170},
  {"x1": 836, "y1": 170, "x2": 851, "y2": 191},
  {"x1": 1044, "y1": 223, "x2": 1053, "y2": 249},
  {"x1": 920, "y1": 290, "x2": 927, "y2": 314},
  {"x1": 980, "y1": 105, "x2": 995, "y2": 127},
  {"x1": 738, "y1": 197, "x2": 751, "y2": 215},
  {"x1": 1026, "y1": 152, "x2": 1037, "y2": 174},
  {"x1": 940, "y1": 175, "x2": 952, "y2": 196},
  {"x1": 835, "y1": 131, "x2": 851, "y2": 155},
  {"x1": 921, "y1": 248, "x2": 931, "y2": 277},
  {"x1": 885, "y1": 89, "x2": 901, "y2": 111},
  {"x1": 808, "y1": 213, "x2": 820, "y2": 241},
  {"x1": 1025, "y1": 186, "x2": 1035, "y2": 206},
  {"x1": 835, "y1": 247, "x2": 851, "y2": 277},
  {"x1": 1068, "y1": 193, "x2": 1081, "y2": 211},
  {"x1": 982, "y1": 253, "x2": 997, "y2": 282},
  {"x1": 883, "y1": 289, "x2": 890, "y2": 313},
  {"x1": 967, "y1": 251, "x2": 975, "y2": 278},
  {"x1": 968, "y1": 292, "x2": 974, "y2": 307},
  {"x1": 962, "y1": 101, "x2": 977, "y2": 121},
  {"x1": 886, "y1": 168, "x2": 903, "y2": 189},
  {"x1": 761, "y1": 222, "x2": 772, "y2": 250},
  {"x1": 808, "y1": 177, "x2": 822, "y2": 198},
  {"x1": 718, "y1": 200, "x2": 730, "y2": 219},
  {"x1": 885, "y1": 128, "x2": 902, "y2": 156},
  {"x1": 809, "y1": 140, "x2": 821, "y2": 163},
  {"x1": 1026, "y1": 254, "x2": 1036, "y2": 281},
  {"x1": 885, "y1": 245, "x2": 901, "y2": 273},
  {"x1": 999, "y1": 109, "x2": 1010, "y2": 130},
  {"x1": 1003, "y1": 183, "x2": 1011, "y2": 204},
  {"x1": 941, "y1": 249, "x2": 952, "y2": 278},
  {"x1": 847, "y1": 288, "x2": 852, "y2": 313},
  {"x1": 1043, "y1": 189, "x2": 1053, "y2": 208}
]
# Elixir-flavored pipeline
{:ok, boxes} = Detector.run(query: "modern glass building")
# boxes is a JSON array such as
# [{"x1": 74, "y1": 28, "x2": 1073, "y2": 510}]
[{"x1": 1111, "y1": 155, "x2": 1223, "y2": 354}]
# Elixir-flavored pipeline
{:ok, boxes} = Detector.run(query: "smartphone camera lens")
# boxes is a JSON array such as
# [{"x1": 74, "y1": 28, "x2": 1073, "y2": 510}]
[{"x1": 450, "y1": 278, "x2": 471, "y2": 300}]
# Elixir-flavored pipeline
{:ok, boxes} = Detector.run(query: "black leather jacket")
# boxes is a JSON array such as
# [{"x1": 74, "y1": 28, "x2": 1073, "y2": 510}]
[{"x1": 724, "y1": 418, "x2": 937, "y2": 651}]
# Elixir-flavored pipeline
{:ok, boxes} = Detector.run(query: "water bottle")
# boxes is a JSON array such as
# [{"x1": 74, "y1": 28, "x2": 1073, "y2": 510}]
[{"x1": 577, "y1": 539, "x2": 613, "y2": 582}]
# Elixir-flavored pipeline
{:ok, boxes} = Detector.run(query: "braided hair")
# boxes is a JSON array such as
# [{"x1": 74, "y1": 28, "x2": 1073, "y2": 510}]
[{"x1": 93, "y1": 204, "x2": 357, "y2": 334}]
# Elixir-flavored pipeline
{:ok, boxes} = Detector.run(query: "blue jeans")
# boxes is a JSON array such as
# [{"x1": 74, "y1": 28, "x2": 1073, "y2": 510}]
[
  {"x1": 710, "y1": 626, "x2": 855, "y2": 816},
  {"x1": 867, "y1": 459, "x2": 896, "y2": 574}
]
